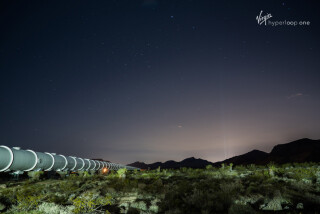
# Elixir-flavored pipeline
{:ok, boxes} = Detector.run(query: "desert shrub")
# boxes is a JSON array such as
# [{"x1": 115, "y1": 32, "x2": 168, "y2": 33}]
[
  {"x1": 128, "y1": 179, "x2": 139, "y2": 189},
  {"x1": 159, "y1": 180, "x2": 193, "y2": 211},
  {"x1": 247, "y1": 164, "x2": 257, "y2": 171},
  {"x1": 281, "y1": 163, "x2": 293, "y2": 168},
  {"x1": 229, "y1": 163, "x2": 233, "y2": 171},
  {"x1": 72, "y1": 191, "x2": 111, "y2": 214},
  {"x1": 109, "y1": 178, "x2": 134, "y2": 192},
  {"x1": 234, "y1": 165, "x2": 246, "y2": 172},
  {"x1": 267, "y1": 162, "x2": 277, "y2": 177},
  {"x1": 274, "y1": 167, "x2": 286, "y2": 177},
  {"x1": 159, "y1": 178, "x2": 241, "y2": 213},
  {"x1": 37, "y1": 202, "x2": 73, "y2": 214},
  {"x1": 66, "y1": 173, "x2": 82, "y2": 182},
  {"x1": 228, "y1": 204, "x2": 257, "y2": 214},
  {"x1": 28, "y1": 171, "x2": 44, "y2": 181},
  {"x1": 250, "y1": 170, "x2": 270, "y2": 181},
  {"x1": 119, "y1": 179, "x2": 139, "y2": 192},
  {"x1": 0, "y1": 188, "x2": 17, "y2": 205},
  {"x1": 46, "y1": 193, "x2": 68, "y2": 205},
  {"x1": 289, "y1": 180, "x2": 313, "y2": 193},
  {"x1": 221, "y1": 163, "x2": 225, "y2": 170},
  {"x1": 156, "y1": 166, "x2": 161, "y2": 173},
  {"x1": 13, "y1": 187, "x2": 46, "y2": 212},
  {"x1": 220, "y1": 180, "x2": 244, "y2": 194},
  {"x1": 180, "y1": 167, "x2": 188, "y2": 173},
  {"x1": 145, "y1": 179, "x2": 164, "y2": 194},
  {"x1": 206, "y1": 165, "x2": 213, "y2": 170},
  {"x1": 244, "y1": 172, "x2": 276, "y2": 195},
  {"x1": 78, "y1": 171, "x2": 92, "y2": 177},
  {"x1": 289, "y1": 168, "x2": 317, "y2": 182},
  {"x1": 6, "y1": 211, "x2": 43, "y2": 214},
  {"x1": 140, "y1": 173, "x2": 151, "y2": 179},
  {"x1": 182, "y1": 188, "x2": 219, "y2": 213},
  {"x1": 293, "y1": 162, "x2": 313, "y2": 168},
  {"x1": 58, "y1": 180, "x2": 79, "y2": 194},
  {"x1": 117, "y1": 168, "x2": 128, "y2": 178},
  {"x1": 91, "y1": 174, "x2": 105, "y2": 181},
  {"x1": 127, "y1": 207, "x2": 140, "y2": 214}
]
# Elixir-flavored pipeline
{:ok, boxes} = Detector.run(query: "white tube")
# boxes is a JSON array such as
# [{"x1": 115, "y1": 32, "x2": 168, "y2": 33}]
[
  {"x1": 44, "y1": 152, "x2": 55, "y2": 171},
  {"x1": 85, "y1": 159, "x2": 91, "y2": 170},
  {"x1": 0, "y1": 146, "x2": 14, "y2": 172},
  {"x1": 78, "y1": 158, "x2": 85, "y2": 171},
  {"x1": 24, "y1": 150, "x2": 38, "y2": 171},
  {"x1": 70, "y1": 156, "x2": 77, "y2": 171},
  {"x1": 59, "y1": 155, "x2": 68, "y2": 171}
]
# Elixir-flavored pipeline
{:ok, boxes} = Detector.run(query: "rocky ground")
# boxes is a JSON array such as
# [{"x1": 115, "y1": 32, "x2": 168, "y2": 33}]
[{"x1": 0, "y1": 163, "x2": 320, "y2": 213}]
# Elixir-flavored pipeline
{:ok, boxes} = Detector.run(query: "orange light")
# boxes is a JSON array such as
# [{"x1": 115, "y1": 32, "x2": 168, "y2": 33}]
[{"x1": 102, "y1": 167, "x2": 109, "y2": 174}]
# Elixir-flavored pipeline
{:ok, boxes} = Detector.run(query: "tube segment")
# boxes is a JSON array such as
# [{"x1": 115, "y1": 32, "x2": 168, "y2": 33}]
[{"x1": 0, "y1": 145, "x2": 140, "y2": 172}]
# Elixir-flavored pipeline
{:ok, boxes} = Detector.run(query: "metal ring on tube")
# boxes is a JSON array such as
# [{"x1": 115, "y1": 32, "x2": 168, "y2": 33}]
[
  {"x1": 59, "y1": 155, "x2": 68, "y2": 171},
  {"x1": 99, "y1": 161, "x2": 103, "y2": 169},
  {"x1": 90, "y1": 160, "x2": 96, "y2": 170},
  {"x1": 95, "y1": 161, "x2": 100, "y2": 170},
  {"x1": 78, "y1": 158, "x2": 85, "y2": 170},
  {"x1": 70, "y1": 156, "x2": 77, "y2": 171},
  {"x1": 0, "y1": 146, "x2": 14, "y2": 172},
  {"x1": 44, "y1": 152, "x2": 55, "y2": 171},
  {"x1": 92, "y1": 161, "x2": 97, "y2": 170},
  {"x1": 93, "y1": 160, "x2": 97, "y2": 170},
  {"x1": 85, "y1": 159, "x2": 91, "y2": 170},
  {"x1": 24, "y1": 149, "x2": 38, "y2": 171},
  {"x1": 98, "y1": 161, "x2": 102, "y2": 169}
]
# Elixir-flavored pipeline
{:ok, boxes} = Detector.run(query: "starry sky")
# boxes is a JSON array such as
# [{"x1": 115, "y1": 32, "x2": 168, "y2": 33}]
[{"x1": 1, "y1": 0, "x2": 320, "y2": 164}]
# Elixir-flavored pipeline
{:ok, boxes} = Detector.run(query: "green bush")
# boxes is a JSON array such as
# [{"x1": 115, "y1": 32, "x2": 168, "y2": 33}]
[
  {"x1": 13, "y1": 187, "x2": 46, "y2": 212},
  {"x1": 72, "y1": 191, "x2": 111, "y2": 214},
  {"x1": 27, "y1": 171, "x2": 44, "y2": 181},
  {"x1": 1, "y1": 162, "x2": 320, "y2": 213},
  {"x1": 206, "y1": 165, "x2": 213, "y2": 170},
  {"x1": 117, "y1": 168, "x2": 128, "y2": 178}
]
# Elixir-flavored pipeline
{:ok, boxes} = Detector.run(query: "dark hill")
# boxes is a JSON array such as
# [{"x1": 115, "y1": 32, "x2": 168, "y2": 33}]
[
  {"x1": 128, "y1": 138, "x2": 320, "y2": 169},
  {"x1": 214, "y1": 149, "x2": 268, "y2": 166},
  {"x1": 128, "y1": 161, "x2": 149, "y2": 169},
  {"x1": 266, "y1": 138, "x2": 320, "y2": 164},
  {"x1": 128, "y1": 157, "x2": 213, "y2": 170}
]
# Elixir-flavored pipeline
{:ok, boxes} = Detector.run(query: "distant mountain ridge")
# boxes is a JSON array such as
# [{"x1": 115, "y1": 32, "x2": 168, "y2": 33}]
[
  {"x1": 129, "y1": 157, "x2": 212, "y2": 170},
  {"x1": 128, "y1": 138, "x2": 320, "y2": 169}
]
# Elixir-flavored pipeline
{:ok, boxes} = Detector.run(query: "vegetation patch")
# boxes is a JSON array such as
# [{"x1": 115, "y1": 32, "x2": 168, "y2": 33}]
[{"x1": 0, "y1": 163, "x2": 320, "y2": 213}]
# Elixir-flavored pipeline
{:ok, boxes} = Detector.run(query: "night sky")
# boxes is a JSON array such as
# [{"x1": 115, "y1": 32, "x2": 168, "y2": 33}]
[{"x1": 1, "y1": 0, "x2": 320, "y2": 164}]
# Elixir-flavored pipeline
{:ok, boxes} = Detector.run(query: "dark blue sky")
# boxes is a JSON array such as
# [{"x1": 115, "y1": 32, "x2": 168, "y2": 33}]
[{"x1": 1, "y1": 0, "x2": 320, "y2": 164}]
